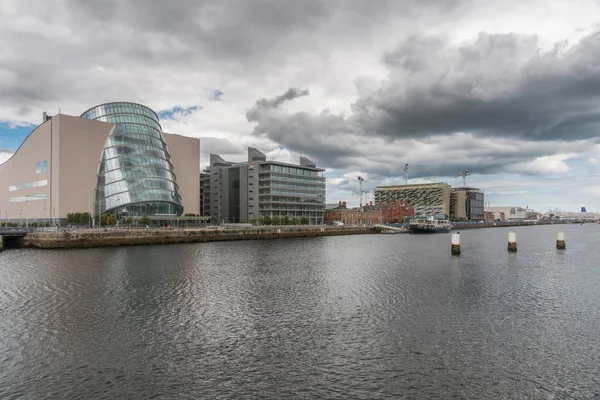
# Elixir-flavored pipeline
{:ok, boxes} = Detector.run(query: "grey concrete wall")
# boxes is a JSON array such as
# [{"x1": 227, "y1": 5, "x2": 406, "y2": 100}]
[{"x1": 163, "y1": 133, "x2": 200, "y2": 215}]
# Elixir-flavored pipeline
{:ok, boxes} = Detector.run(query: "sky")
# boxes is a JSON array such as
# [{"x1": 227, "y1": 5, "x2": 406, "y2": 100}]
[{"x1": 1, "y1": 0, "x2": 599, "y2": 212}]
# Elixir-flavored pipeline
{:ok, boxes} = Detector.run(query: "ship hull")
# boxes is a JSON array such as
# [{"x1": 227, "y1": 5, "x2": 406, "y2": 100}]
[{"x1": 409, "y1": 225, "x2": 451, "y2": 234}]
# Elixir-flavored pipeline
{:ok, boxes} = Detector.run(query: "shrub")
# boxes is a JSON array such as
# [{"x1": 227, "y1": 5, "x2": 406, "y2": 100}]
[
  {"x1": 272, "y1": 216, "x2": 280, "y2": 225},
  {"x1": 125, "y1": 216, "x2": 134, "y2": 225},
  {"x1": 139, "y1": 216, "x2": 151, "y2": 226},
  {"x1": 290, "y1": 218, "x2": 300, "y2": 225},
  {"x1": 300, "y1": 217, "x2": 309, "y2": 225},
  {"x1": 280, "y1": 215, "x2": 290, "y2": 225}
]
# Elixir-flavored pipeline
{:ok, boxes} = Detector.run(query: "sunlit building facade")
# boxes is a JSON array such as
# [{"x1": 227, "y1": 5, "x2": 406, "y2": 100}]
[{"x1": 0, "y1": 102, "x2": 199, "y2": 225}]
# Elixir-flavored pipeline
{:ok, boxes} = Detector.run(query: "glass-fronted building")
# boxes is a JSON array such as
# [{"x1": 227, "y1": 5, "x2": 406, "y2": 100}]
[
  {"x1": 258, "y1": 162, "x2": 326, "y2": 225},
  {"x1": 203, "y1": 148, "x2": 326, "y2": 224},
  {"x1": 81, "y1": 102, "x2": 183, "y2": 218}
]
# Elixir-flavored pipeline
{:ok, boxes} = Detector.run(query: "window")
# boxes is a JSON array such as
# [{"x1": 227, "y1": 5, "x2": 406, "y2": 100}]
[
  {"x1": 9, "y1": 179, "x2": 48, "y2": 192},
  {"x1": 9, "y1": 193, "x2": 48, "y2": 203}
]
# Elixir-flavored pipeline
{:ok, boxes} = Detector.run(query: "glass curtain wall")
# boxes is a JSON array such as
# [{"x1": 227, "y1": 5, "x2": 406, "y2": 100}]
[{"x1": 81, "y1": 102, "x2": 183, "y2": 218}]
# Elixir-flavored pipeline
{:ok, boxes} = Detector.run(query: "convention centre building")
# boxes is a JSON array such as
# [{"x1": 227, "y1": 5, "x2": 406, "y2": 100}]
[{"x1": 0, "y1": 102, "x2": 200, "y2": 226}]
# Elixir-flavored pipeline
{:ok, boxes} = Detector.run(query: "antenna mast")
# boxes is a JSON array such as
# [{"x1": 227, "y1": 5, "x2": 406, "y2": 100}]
[{"x1": 404, "y1": 163, "x2": 409, "y2": 185}]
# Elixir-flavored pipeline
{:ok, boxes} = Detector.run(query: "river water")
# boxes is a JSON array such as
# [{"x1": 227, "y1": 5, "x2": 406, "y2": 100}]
[{"x1": 1, "y1": 224, "x2": 599, "y2": 399}]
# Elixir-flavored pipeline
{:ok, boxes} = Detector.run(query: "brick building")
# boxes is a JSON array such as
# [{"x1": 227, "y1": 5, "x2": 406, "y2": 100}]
[
  {"x1": 381, "y1": 200, "x2": 414, "y2": 223},
  {"x1": 324, "y1": 201, "x2": 381, "y2": 225}
]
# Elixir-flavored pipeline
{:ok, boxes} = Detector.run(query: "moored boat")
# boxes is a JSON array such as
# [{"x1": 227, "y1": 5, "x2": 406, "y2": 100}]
[{"x1": 409, "y1": 217, "x2": 451, "y2": 234}]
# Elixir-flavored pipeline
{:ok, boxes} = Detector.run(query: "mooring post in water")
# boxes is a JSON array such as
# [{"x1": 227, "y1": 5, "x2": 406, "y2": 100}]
[
  {"x1": 451, "y1": 232, "x2": 461, "y2": 255},
  {"x1": 557, "y1": 231, "x2": 566, "y2": 249},
  {"x1": 508, "y1": 232, "x2": 517, "y2": 252}
]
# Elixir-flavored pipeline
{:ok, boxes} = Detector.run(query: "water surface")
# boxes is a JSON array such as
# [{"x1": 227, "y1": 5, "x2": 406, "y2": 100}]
[{"x1": 1, "y1": 224, "x2": 600, "y2": 398}]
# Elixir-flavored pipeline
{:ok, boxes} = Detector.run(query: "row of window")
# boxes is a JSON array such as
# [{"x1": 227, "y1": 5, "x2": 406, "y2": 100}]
[
  {"x1": 260, "y1": 181, "x2": 326, "y2": 190},
  {"x1": 112, "y1": 123, "x2": 163, "y2": 139},
  {"x1": 259, "y1": 205, "x2": 325, "y2": 211},
  {"x1": 9, "y1": 179, "x2": 48, "y2": 192},
  {"x1": 107, "y1": 133, "x2": 168, "y2": 152},
  {"x1": 95, "y1": 114, "x2": 162, "y2": 132},
  {"x1": 97, "y1": 188, "x2": 181, "y2": 211},
  {"x1": 260, "y1": 172, "x2": 325, "y2": 182},
  {"x1": 259, "y1": 195, "x2": 325, "y2": 203},
  {"x1": 259, "y1": 164, "x2": 322, "y2": 176},
  {"x1": 259, "y1": 188, "x2": 324, "y2": 197},
  {"x1": 98, "y1": 166, "x2": 176, "y2": 184},
  {"x1": 9, "y1": 193, "x2": 47, "y2": 203},
  {"x1": 98, "y1": 177, "x2": 179, "y2": 198},
  {"x1": 100, "y1": 155, "x2": 174, "y2": 172},
  {"x1": 82, "y1": 103, "x2": 159, "y2": 124},
  {"x1": 95, "y1": 201, "x2": 182, "y2": 217},
  {"x1": 103, "y1": 144, "x2": 170, "y2": 161}
]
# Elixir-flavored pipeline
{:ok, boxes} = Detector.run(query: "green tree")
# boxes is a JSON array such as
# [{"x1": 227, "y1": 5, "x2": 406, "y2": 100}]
[
  {"x1": 74, "y1": 212, "x2": 82, "y2": 224},
  {"x1": 261, "y1": 216, "x2": 272, "y2": 226},
  {"x1": 249, "y1": 218, "x2": 257, "y2": 225},
  {"x1": 106, "y1": 214, "x2": 117, "y2": 226},
  {"x1": 290, "y1": 217, "x2": 300, "y2": 225},
  {"x1": 79, "y1": 212, "x2": 90, "y2": 224},
  {"x1": 280, "y1": 215, "x2": 290, "y2": 225},
  {"x1": 100, "y1": 214, "x2": 108, "y2": 226},
  {"x1": 271, "y1": 216, "x2": 281, "y2": 225},
  {"x1": 66, "y1": 213, "x2": 75, "y2": 224},
  {"x1": 125, "y1": 216, "x2": 134, "y2": 225},
  {"x1": 139, "y1": 216, "x2": 151, "y2": 226},
  {"x1": 300, "y1": 217, "x2": 309, "y2": 225}
]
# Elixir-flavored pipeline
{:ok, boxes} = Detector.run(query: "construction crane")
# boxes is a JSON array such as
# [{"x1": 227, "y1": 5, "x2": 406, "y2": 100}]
[
  {"x1": 358, "y1": 176, "x2": 367, "y2": 208},
  {"x1": 456, "y1": 170, "x2": 470, "y2": 187},
  {"x1": 404, "y1": 163, "x2": 409, "y2": 185}
]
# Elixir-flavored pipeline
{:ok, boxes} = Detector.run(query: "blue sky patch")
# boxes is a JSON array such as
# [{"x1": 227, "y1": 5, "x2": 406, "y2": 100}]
[
  {"x1": 158, "y1": 105, "x2": 202, "y2": 120},
  {"x1": 0, "y1": 122, "x2": 36, "y2": 151}
]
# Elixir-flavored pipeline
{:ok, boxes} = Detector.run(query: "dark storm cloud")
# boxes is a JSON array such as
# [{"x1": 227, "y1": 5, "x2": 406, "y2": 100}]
[
  {"x1": 246, "y1": 28, "x2": 600, "y2": 178},
  {"x1": 354, "y1": 30, "x2": 600, "y2": 141}
]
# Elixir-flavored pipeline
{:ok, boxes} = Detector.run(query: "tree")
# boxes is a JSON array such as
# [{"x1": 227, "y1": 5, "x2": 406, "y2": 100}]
[
  {"x1": 249, "y1": 218, "x2": 257, "y2": 225},
  {"x1": 125, "y1": 216, "x2": 134, "y2": 225},
  {"x1": 79, "y1": 212, "x2": 90, "y2": 224},
  {"x1": 139, "y1": 216, "x2": 151, "y2": 226},
  {"x1": 300, "y1": 217, "x2": 309, "y2": 225},
  {"x1": 260, "y1": 216, "x2": 272, "y2": 226},
  {"x1": 271, "y1": 216, "x2": 280, "y2": 226},
  {"x1": 280, "y1": 215, "x2": 290, "y2": 225},
  {"x1": 106, "y1": 214, "x2": 117, "y2": 226},
  {"x1": 290, "y1": 217, "x2": 300, "y2": 225},
  {"x1": 100, "y1": 214, "x2": 108, "y2": 226}
]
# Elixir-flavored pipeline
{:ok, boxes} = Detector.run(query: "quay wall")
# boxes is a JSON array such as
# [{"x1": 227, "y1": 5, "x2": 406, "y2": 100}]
[{"x1": 23, "y1": 226, "x2": 377, "y2": 249}]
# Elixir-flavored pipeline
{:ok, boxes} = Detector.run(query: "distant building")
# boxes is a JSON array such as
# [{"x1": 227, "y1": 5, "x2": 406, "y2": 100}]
[
  {"x1": 485, "y1": 206, "x2": 527, "y2": 220},
  {"x1": 450, "y1": 187, "x2": 484, "y2": 221},
  {"x1": 200, "y1": 171, "x2": 210, "y2": 217},
  {"x1": 374, "y1": 182, "x2": 451, "y2": 217},
  {"x1": 381, "y1": 200, "x2": 414, "y2": 223},
  {"x1": 324, "y1": 201, "x2": 380, "y2": 225},
  {"x1": 203, "y1": 148, "x2": 326, "y2": 224},
  {"x1": 484, "y1": 211, "x2": 505, "y2": 222}
]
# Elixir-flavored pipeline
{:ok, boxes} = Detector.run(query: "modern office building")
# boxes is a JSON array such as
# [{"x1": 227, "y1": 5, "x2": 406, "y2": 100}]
[
  {"x1": 204, "y1": 148, "x2": 326, "y2": 224},
  {"x1": 374, "y1": 182, "x2": 452, "y2": 217},
  {"x1": 0, "y1": 102, "x2": 200, "y2": 225},
  {"x1": 450, "y1": 187, "x2": 484, "y2": 221}
]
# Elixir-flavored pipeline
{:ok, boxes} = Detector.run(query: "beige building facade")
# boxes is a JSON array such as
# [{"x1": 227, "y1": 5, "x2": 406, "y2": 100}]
[{"x1": 0, "y1": 103, "x2": 200, "y2": 225}]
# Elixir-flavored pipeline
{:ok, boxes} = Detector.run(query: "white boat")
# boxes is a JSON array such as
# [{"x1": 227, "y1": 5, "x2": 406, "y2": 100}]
[{"x1": 409, "y1": 217, "x2": 452, "y2": 234}]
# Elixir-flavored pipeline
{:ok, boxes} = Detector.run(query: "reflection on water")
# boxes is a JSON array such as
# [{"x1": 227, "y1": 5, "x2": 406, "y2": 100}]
[{"x1": 1, "y1": 224, "x2": 600, "y2": 398}]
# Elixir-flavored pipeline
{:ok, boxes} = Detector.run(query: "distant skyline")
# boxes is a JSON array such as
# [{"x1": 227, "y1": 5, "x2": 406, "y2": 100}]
[{"x1": 1, "y1": 0, "x2": 599, "y2": 212}]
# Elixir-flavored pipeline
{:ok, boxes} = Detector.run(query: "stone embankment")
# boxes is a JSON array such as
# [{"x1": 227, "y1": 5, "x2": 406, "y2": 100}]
[{"x1": 23, "y1": 226, "x2": 377, "y2": 249}]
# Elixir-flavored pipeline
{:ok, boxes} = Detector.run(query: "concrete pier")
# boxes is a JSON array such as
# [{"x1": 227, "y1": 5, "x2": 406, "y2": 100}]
[
  {"x1": 508, "y1": 232, "x2": 517, "y2": 252},
  {"x1": 451, "y1": 232, "x2": 461, "y2": 255},
  {"x1": 557, "y1": 231, "x2": 566, "y2": 249}
]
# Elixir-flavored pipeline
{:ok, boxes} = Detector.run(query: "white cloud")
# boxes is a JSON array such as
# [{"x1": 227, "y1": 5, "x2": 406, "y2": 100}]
[{"x1": 507, "y1": 153, "x2": 577, "y2": 174}]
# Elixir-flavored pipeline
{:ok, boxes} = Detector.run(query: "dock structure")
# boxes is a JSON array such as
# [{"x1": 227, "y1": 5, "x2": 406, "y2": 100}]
[{"x1": 374, "y1": 224, "x2": 409, "y2": 234}]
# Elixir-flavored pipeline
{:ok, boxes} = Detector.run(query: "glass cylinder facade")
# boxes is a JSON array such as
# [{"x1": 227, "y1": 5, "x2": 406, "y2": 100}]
[{"x1": 81, "y1": 102, "x2": 183, "y2": 217}]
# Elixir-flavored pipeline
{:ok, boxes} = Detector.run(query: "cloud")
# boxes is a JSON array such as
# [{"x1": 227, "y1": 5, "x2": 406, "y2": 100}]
[
  {"x1": 506, "y1": 153, "x2": 577, "y2": 174},
  {"x1": 0, "y1": 148, "x2": 14, "y2": 165}
]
